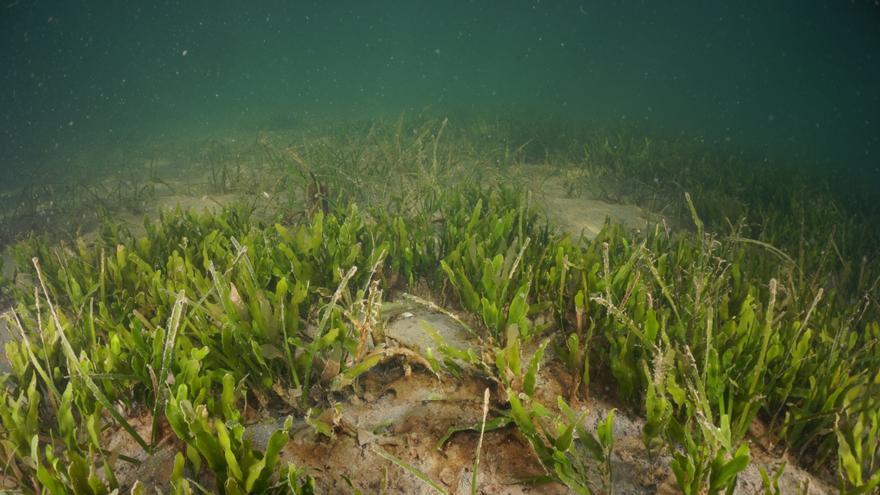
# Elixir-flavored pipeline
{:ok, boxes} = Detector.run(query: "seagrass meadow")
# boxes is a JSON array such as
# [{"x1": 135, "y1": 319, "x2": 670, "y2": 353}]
[
  {"x1": 3, "y1": 1, "x2": 880, "y2": 493},
  {"x1": 0, "y1": 115, "x2": 878, "y2": 494}
]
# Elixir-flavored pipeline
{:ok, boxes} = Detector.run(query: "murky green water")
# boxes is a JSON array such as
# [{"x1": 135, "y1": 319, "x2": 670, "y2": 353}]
[
  {"x1": 2, "y1": 1, "x2": 878, "y2": 188},
  {"x1": 3, "y1": 4, "x2": 880, "y2": 492}
]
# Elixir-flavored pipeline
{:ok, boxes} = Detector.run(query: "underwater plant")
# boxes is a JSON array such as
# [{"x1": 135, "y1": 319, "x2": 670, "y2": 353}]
[{"x1": 0, "y1": 116, "x2": 877, "y2": 493}]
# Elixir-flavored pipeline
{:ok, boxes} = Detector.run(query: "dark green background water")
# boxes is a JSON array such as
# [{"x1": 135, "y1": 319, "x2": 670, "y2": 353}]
[{"x1": 2, "y1": 1, "x2": 879, "y2": 186}]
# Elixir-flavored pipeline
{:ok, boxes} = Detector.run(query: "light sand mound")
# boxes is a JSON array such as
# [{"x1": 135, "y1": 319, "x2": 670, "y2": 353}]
[{"x1": 535, "y1": 175, "x2": 648, "y2": 239}]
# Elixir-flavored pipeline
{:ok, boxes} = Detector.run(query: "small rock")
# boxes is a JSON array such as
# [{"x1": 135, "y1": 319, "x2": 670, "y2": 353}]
[
  {"x1": 357, "y1": 428, "x2": 378, "y2": 447},
  {"x1": 439, "y1": 467, "x2": 457, "y2": 486}
]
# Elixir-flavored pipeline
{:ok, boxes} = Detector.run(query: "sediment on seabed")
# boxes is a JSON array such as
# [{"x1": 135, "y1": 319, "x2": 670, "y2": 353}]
[{"x1": 0, "y1": 117, "x2": 877, "y2": 494}]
